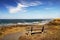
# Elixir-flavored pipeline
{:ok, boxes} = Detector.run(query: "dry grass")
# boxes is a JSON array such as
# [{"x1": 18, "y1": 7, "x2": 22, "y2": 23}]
[{"x1": 0, "y1": 19, "x2": 60, "y2": 40}]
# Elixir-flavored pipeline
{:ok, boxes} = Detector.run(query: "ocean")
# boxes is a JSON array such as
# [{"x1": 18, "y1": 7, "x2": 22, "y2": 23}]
[{"x1": 0, "y1": 19, "x2": 52, "y2": 26}]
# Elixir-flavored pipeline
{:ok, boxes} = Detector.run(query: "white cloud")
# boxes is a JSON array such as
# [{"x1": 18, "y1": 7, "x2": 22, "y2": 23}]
[
  {"x1": 29, "y1": 1, "x2": 42, "y2": 6},
  {"x1": 8, "y1": 3, "x2": 27, "y2": 13},
  {"x1": 7, "y1": 1, "x2": 43, "y2": 14}
]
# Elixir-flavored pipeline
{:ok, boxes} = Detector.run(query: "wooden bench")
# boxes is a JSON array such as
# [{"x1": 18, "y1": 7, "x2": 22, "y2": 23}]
[{"x1": 26, "y1": 26, "x2": 44, "y2": 35}]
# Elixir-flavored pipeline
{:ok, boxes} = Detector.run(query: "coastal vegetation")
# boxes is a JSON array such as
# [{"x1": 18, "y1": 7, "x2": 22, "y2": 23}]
[{"x1": 0, "y1": 18, "x2": 60, "y2": 40}]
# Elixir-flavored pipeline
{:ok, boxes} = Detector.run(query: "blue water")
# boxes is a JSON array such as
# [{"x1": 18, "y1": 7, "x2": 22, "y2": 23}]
[{"x1": 0, "y1": 19, "x2": 51, "y2": 24}]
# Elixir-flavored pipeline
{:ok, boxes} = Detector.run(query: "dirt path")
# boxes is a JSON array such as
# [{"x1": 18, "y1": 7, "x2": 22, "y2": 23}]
[{"x1": 1, "y1": 32, "x2": 23, "y2": 40}]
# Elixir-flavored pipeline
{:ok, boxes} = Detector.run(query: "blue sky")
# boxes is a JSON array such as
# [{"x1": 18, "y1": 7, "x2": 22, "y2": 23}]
[{"x1": 0, "y1": 0, "x2": 60, "y2": 19}]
